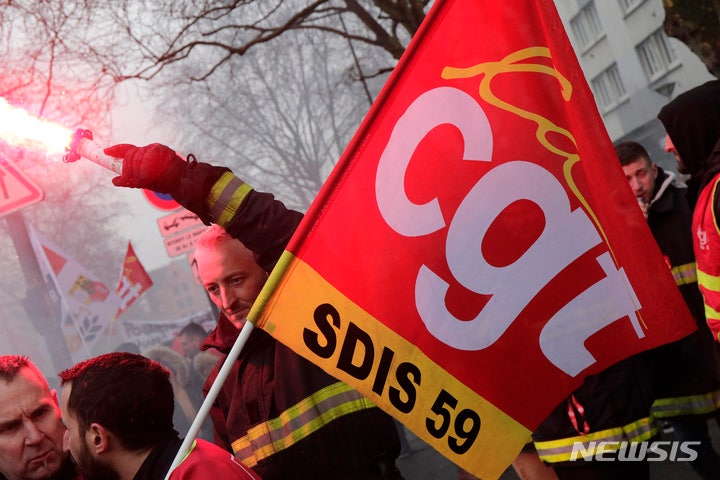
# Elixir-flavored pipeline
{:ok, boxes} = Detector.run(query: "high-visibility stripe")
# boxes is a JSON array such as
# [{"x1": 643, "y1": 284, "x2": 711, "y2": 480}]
[
  {"x1": 706, "y1": 304, "x2": 720, "y2": 319},
  {"x1": 534, "y1": 416, "x2": 657, "y2": 463},
  {"x1": 698, "y1": 268, "x2": 720, "y2": 292},
  {"x1": 651, "y1": 391, "x2": 720, "y2": 418},
  {"x1": 231, "y1": 382, "x2": 377, "y2": 467},
  {"x1": 670, "y1": 262, "x2": 697, "y2": 286},
  {"x1": 208, "y1": 172, "x2": 253, "y2": 228},
  {"x1": 176, "y1": 439, "x2": 197, "y2": 466}
]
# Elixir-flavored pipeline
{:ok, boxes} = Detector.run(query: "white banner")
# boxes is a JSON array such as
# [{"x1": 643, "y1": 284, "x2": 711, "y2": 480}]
[
  {"x1": 28, "y1": 224, "x2": 122, "y2": 362},
  {"x1": 120, "y1": 310, "x2": 216, "y2": 351}
]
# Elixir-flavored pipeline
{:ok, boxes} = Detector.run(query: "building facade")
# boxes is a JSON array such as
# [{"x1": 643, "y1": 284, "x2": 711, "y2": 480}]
[{"x1": 554, "y1": 0, "x2": 715, "y2": 172}]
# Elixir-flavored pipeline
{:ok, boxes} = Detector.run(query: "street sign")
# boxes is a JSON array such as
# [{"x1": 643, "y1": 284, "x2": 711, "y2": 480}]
[
  {"x1": 157, "y1": 209, "x2": 203, "y2": 238},
  {"x1": 0, "y1": 158, "x2": 44, "y2": 218},
  {"x1": 143, "y1": 189, "x2": 181, "y2": 211},
  {"x1": 163, "y1": 225, "x2": 207, "y2": 257}
]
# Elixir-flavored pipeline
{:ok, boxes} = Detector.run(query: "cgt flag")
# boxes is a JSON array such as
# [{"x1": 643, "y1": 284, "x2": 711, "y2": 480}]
[
  {"x1": 115, "y1": 241, "x2": 153, "y2": 318},
  {"x1": 247, "y1": 0, "x2": 695, "y2": 477}
]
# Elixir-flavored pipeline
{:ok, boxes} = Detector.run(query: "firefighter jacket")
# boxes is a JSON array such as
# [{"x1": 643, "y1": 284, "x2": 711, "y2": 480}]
[
  {"x1": 531, "y1": 352, "x2": 657, "y2": 465},
  {"x1": 645, "y1": 168, "x2": 720, "y2": 418},
  {"x1": 182, "y1": 164, "x2": 402, "y2": 480},
  {"x1": 694, "y1": 171, "x2": 720, "y2": 343},
  {"x1": 133, "y1": 434, "x2": 261, "y2": 480}
]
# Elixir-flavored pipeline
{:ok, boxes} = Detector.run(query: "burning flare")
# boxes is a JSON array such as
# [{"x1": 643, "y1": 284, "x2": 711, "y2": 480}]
[
  {"x1": 0, "y1": 97, "x2": 122, "y2": 173},
  {"x1": 0, "y1": 97, "x2": 72, "y2": 154}
]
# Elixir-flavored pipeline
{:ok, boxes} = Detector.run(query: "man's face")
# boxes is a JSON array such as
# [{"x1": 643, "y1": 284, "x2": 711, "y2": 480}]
[
  {"x1": 664, "y1": 134, "x2": 688, "y2": 174},
  {"x1": 60, "y1": 384, "x2": 119, "y2": 480},
  {"x1": 622, "y1": 157, "x2": 657, "y2": 204},
  {"x1": 196, "y1": 239, "x2": 268, "y2": 329},
  {"x1": 179, "y1": 334, "x2": 202, "y2": 358},
  {"x1": 0, "y1": 368, "x2": 66, "y2": 480}
]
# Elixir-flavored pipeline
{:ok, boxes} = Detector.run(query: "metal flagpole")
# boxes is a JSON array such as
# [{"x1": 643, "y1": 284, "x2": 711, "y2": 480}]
[{"x1": 164, "y1": 320, "x2": 256, "y2": 479}]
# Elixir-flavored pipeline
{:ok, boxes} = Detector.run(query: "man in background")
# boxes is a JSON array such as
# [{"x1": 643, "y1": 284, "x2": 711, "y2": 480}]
[
  {"x1": 616, "y1": 140, "x2": 720, "y2": 479},
  {"x1": 178, "y1": 322, "x2": 207, "y2": 361},
  {"x1": 58, "y1": 351, "x2": 260, "y2": 480},
  {"x1": 0, "y1": 355, "x2": 80, "y2": 480},
  {"x1": 177, "y1": 322, "x2": 209, "y2": 412}
]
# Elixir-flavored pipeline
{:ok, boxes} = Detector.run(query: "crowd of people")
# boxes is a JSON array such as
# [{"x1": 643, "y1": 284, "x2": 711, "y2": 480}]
[
  {"x1": 525, "y1": 80, "x2": 720, "y2": 480},
  {"x1": 2, "y1": 77, "x2": 720, "y2": 480}
]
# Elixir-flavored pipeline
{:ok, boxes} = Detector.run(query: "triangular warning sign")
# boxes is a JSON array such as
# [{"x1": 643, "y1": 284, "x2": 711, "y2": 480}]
[
  {"x1": 0, "y1": 158, "x2": 45, "y2": 217},
  {"x1": 0, "y1": 158, "x2": 44, "y2": 219}
]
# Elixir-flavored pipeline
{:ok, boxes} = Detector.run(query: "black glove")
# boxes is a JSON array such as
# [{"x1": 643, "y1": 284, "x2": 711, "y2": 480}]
[{"x1": 105, "y1": 143, "x2": 187, "y2": 193}]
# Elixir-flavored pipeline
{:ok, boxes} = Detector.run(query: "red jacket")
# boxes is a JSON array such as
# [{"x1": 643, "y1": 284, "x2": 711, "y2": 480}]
[
  {"x1": 170, "y1": 439, "x2": 261, "y2": 480},
  {"x1": 693, "y1": 172, "x2": 720, "y2": 342},
  {"x1": 133, "y1": 434, "x2": 261, "y2": 480}
]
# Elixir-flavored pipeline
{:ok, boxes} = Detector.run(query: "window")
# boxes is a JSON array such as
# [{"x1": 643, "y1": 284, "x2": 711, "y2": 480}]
[
  {"x1": 636, "y1": 29, "x2": 679, "y2": 81},
  {"x1": 591, "y1": 64, "x2": 627, "y2": 112},
  {"x1": 618, "y1": 0, "x2": 644, "y2": 15},
  {"x1": 570, "y1": 2, "x2": 604, "y2": 50}
]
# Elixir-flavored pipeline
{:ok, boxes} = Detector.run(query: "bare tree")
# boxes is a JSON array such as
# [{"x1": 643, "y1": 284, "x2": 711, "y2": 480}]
[
  {"x1": 86, "y1": 0, "x2": 430, "y2": 85},
  {"x1": 0, "y1": 1, "x2": 130, "y2": 300},
  {"x1": 153, "y1": 29, "x2": 383, "y2": 210},
  {"x1": 663, "y1": 0, "x2": 720, "y2": 77}
]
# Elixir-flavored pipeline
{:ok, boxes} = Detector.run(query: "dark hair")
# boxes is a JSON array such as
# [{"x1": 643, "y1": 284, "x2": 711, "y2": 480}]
[
  {"x1": 615, "y1": 141, "x2": 651, "y2": 167},
  {"x1": 0, "y1": 355, "x2": 31, "y2": 382},
  {"x1": 59, "y1": 352, "x2": 174, "y2": 451},
  {"x1": 179, "y1": 322, "x2": 207, "y2": 339}
]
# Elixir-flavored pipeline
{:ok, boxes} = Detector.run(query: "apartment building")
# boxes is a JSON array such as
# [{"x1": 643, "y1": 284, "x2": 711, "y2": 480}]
[{"x1": 554, "y1": 0, "x2": 715, "y2": 171}]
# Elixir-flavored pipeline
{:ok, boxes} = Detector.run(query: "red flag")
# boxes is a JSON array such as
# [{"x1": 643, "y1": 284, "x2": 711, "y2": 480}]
[
  {"x1": 115, "y1": 241, "x2": 153, "y2": 318},
  {"x1": 248, "y1": 0, "x2": 695, "y2": 477}
]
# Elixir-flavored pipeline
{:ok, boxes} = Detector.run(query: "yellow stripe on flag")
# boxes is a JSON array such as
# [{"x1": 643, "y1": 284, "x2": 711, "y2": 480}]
[{"x1": 249, "y1": 251, "x2": 531, "y2": 479}]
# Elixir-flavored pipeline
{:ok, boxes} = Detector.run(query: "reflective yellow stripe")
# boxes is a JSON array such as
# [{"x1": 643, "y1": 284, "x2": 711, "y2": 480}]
[
  {"x1": 698, "y1": 268, "x2": 720, "y2": 292},
  {"x1": 534, "y1": 417, "x2": 657, "y2": 463},
  {"x1": 652, "y1": 391, "x2": 720, "y2": 418},
  {"x1": 231, "y1": 382, "x2": 377, "y2": 467},
  {"x1": 704, "y1": 304, "x2": 720, "y2": 320},
  {"x1": 670, "y1": 262, "x2": 697, "y2": 286},
  {"x1": 176, "y1": 439, "x2": 197, "y2": 466},
  {"x1": 623, "y1": 416, "x2": 658, "y2": 443},
  {"x1": 208, "y1": 172, "x2": 253, "y2": 228}
]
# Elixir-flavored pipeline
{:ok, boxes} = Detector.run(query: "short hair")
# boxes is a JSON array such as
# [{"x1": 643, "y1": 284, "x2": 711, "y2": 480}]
[
  {"x1": 196, "y1": 224, "x2": 234, "y2": 250},
  {"x1": 0, "y1": 355, "x2": 31, "y2": 382},
  {"x1": 0, "y1": 355, "x2": 46, "y2": 386},
  {"x1": 194, "y1": 223, "x2": 260, "y2": 269},
  {"x1": 179, "y1": 322, "x2": 207, "y2": 339},
  {"x1": 59, "y1": 352, "x2": 174, "y2": 451},
  {"x1": 615, "y1": 141, "x2": 651, "y2": 167}
]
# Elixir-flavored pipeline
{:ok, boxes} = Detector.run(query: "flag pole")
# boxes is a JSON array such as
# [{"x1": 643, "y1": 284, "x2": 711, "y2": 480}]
[{"x1": 163, "y1": 320, "x2": 255, "y2": 479}]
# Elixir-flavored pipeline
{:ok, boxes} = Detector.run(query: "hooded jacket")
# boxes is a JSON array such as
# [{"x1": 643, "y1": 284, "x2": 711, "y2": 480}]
[
  {"x1": 644, "y1": 168, "x2": 720, "y2": 413},
  {"x1": 657, "y1": 79, "x2": 720, "y2": 207}
]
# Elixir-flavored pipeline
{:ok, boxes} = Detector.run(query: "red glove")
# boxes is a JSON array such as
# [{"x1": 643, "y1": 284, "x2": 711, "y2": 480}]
[{"x1": 105, "y1": 143, "x2": 187, "y2": 193}]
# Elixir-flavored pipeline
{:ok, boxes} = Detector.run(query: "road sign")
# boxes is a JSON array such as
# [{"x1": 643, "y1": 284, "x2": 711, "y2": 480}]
[
  {"x1": 157, "y1": 209, "x2": 203, "y2": 238},
  {"x1": 163, "y1": 225, "x2": 207, "y2": 257},
  {"x1": 0, "y1": 158, "x2": 44, "y2": 218},
  {"x1": 143, "y1": 189, "x2": 181, "y2": 211}
]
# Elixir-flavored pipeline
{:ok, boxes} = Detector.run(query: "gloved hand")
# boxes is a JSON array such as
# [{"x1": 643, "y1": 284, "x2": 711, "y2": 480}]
[{"x1": 105, "y1": 143, "x2": 188, "y2": 193}]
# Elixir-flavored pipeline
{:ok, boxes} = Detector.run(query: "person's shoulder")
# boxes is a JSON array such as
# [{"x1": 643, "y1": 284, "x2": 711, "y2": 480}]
[{"x1": 176, "y1": 439, "x2": 260, "y2": 479}]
